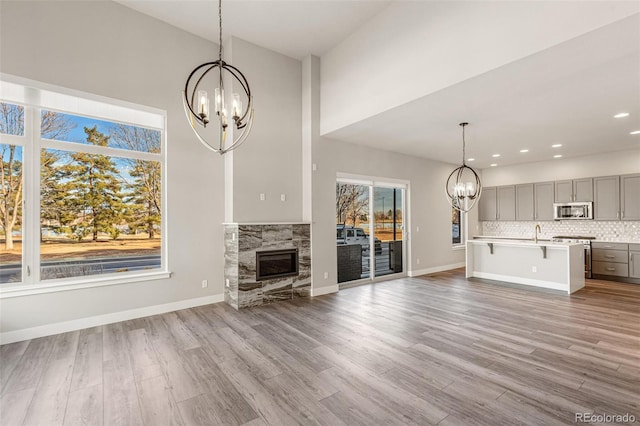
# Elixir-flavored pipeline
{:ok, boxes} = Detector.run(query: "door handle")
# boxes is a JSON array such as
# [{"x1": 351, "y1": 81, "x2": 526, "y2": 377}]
[
  {"x1": 606, "y1": 267, "x2": 615, "y2": 271},
  {"x1": 605, "y1": 255, "x2": 615, "y2": 258}
]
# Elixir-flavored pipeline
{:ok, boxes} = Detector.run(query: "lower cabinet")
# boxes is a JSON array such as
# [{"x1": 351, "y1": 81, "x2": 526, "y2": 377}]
[
  {"x1": 592, "y1": 242, "x2": 634, "y2": 281},
  {"x1": 630, "y1": 244, "x2": 640, "y2": 279}
]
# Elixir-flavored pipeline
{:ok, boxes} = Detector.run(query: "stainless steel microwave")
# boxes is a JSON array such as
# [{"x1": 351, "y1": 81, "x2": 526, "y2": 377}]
[{"x1": 553, "y1": 202, "x2": 593, "y2": 220}]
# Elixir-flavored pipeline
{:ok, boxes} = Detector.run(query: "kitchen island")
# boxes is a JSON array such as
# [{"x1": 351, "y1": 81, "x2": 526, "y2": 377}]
[{"x1": 466, "y1": 238, "x2": 585, "y2": 294}]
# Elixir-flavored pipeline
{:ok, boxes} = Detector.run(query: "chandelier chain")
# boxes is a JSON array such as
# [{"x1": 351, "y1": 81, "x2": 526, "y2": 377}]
[
  {"x1": 218, "y1": 0, "x2": 223, "y2": 61},
  {"x1": 461, "y1": 122, "x2": 467, "y2": 166}
]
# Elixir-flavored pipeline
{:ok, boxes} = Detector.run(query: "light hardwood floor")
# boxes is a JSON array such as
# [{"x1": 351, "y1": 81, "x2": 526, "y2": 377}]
[{"x1": 1, "y1": 268, "x2": 639, "y2": 425}]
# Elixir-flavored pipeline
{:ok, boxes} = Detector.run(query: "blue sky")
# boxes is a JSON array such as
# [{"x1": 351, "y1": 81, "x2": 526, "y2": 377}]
[{"x1": 42, "y1": 111, "x2": 117, "y2": 144}]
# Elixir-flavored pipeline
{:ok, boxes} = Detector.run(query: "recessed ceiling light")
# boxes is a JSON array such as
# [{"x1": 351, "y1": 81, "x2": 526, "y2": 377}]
[
  {"x1": 492, "y1": 154, "x2": 500, "y2": 158},
  {"x1": 631, "y1": 130, "x2": 640, "y2": 135},
  {"x1": 552, "y1": 144, "x2": 562, "y2": 148},
  {"x1": 490, "y1": 163, "x2": 497, "y2": 167},
  {"x1": 519, "y1": 149, "x2": 529, "y2": 153},
  {"x1": 554, "y1": 154, "x2": 563, "y2": 158},
  {"x1": 467, "y1": 158, "x2": 475, "y2": 162},
  {"x1": 614, "y1": 112, "x2": 630, "y2": 118}
]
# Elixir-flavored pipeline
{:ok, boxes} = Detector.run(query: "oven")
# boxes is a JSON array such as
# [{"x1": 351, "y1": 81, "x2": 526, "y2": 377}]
[{"x1": 552, "y1": 236, "x2": 594, "y2": 278}]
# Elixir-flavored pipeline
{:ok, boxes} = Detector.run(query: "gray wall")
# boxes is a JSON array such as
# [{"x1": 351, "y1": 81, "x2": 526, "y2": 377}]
[
  {"x1": 0, "y1": 1, "x2": 225, "y2": 333},
  {"x1": 229, "y1": 38, "x2": 302, "y2": 223},
  {"x1": 304, "y1": 56, "x2": 474, "y2": 292}
]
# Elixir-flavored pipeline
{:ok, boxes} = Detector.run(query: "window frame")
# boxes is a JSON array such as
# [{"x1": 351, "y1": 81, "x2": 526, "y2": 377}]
[{"x1": 0, "y1": 74, "x2": 169, "y2": 297}]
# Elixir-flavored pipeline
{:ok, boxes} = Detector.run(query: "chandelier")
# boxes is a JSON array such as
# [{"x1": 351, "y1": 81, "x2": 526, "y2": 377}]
[
  {"x1": 445, "y1": 122, "x2": 482, "y2": 212},
  {"x1": 182, "y1": 0, "x2": 254, "y2": 155}
]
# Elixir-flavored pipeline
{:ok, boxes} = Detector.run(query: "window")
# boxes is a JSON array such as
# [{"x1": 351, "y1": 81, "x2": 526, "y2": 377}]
[
  {"x1": 0, "y1": 78, "x2": 166, "y2": 290},
  {"x1": 452, "y1": 207, "x2": 463, "y2": 246}
]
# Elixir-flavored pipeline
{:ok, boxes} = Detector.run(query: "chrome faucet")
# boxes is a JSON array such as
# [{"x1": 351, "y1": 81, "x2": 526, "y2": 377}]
[{"x1": 535, "y1": 224, "x2": 541, "y2": 243}]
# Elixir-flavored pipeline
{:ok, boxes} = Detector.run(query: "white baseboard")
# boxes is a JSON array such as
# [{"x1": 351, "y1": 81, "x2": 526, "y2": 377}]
[
  {"x1": 311, "y1": 284, "x2": 339, "y2": 297},
  {"x1": 408, "y1": 262, "x2": 465, "y2": 277},
  {"x1": 0, "y1": 294, "x2": 224, "y2": 345}
]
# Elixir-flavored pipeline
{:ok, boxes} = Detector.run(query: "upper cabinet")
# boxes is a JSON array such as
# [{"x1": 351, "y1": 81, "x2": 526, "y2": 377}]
[
  {"x1": 497, "y1": 185, "x2": 516, "y2": 221},
  {"x1": 621, "y1": 173, "x2": 640, "y2": 221},
  {"x1": 594, "y1": 176, "x2": 620, "y2": 220},
  {"x1": 479, "y1": 187, "x2": 497, "y2": 221},
  {"x1": 554, "y1": 178, "x2": 593, "y2": 202},
  {"x1": 534, "y1": 182, "x2": 555, "y2": 221},
  {"x1": 478, "y1": 174, "x2": 637, "y2": 222},
  {"x1": 516, "y1": 184, "x2": 534, "y2": 221}
]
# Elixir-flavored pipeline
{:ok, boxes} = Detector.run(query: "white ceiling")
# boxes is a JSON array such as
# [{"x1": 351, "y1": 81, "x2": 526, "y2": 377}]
[
  {"x1": 117, "y1": 1, "x2": 640, "y2": 168},
  {"x1": 116, "y1": 0, "x2": 392, "y2": 59},
  {"x1": 324, "y1": 14, "x2": 640, "y2": 169}
]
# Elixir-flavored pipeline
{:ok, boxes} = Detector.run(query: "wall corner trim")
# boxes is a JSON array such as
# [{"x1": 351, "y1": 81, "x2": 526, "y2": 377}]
[
  {"x1": 408, "y1": 262, "x2": 465, "y2": 277},
  {"x1": 311, "y1": 284, "x2": 339, "y2": 297},
  {"x1": 0, "y1": 293, "x2": 224, "y2": 344}
]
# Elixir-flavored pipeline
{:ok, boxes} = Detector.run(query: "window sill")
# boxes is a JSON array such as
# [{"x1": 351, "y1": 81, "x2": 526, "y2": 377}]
[
  {"x1": 0, "y1": 270, "x2": 172, "y2": 299},
  {"x1": 452, "y1": 245, "x2": 466, "y2": 251}
]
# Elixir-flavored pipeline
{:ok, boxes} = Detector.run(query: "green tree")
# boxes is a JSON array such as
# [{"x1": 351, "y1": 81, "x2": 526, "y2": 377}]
[
  {"x1": 0, "y1": 103, "x2": 74, "y2": 250},
  {"x1": 62, "y1": 126, "x2": 125, "y2": 241},
  {"x1": 110, "y1": 125, "x2": 161, "y2": 238},
  {"x1": 40, "y1": 150, "x2": 76, "y2": 239}
]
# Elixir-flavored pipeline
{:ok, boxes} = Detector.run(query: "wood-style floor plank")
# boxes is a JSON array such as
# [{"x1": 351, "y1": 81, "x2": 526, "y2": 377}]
[
  {"x1": 63, "y1": 384, "x2": 103, "y2": 426},
  {"x1": 1, "y1": 269, "x2": 638, "y2": 425},
  {"x1": 22, "y1": 357, "x2": 74, "y2": 426},
  {"x1": 69, "y1": 332, "x2": 102, "y2": 392},
  {"x1": 2, "y1": 336, "x2": 56, "y2": 394},
  {"x1": 136, "y1": 375, "x2": 184, "y2": 426}
]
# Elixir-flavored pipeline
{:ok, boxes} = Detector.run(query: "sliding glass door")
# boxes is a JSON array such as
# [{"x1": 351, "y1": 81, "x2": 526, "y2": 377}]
[
  {"x1": 336, "y1": 177, "x2": 406, "y2": 285},
  {"x1": 373, "y1": 187, "x2": 403, "y2": 277}
]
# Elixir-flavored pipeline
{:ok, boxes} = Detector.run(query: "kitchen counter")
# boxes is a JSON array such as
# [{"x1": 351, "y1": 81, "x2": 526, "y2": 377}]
[{"x1": 467, "y1": 239, "x2": 585, "y2": 294}]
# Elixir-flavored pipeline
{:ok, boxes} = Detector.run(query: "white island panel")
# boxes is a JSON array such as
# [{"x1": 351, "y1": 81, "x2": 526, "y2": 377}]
[{"x1": 466, "y1": 240, "x2": 585, "y2": 294}]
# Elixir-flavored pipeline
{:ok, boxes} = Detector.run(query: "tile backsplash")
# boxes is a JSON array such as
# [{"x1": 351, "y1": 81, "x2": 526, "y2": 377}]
[{"x1": 481, "y1": 221, "x2": 640, "y2": 243}]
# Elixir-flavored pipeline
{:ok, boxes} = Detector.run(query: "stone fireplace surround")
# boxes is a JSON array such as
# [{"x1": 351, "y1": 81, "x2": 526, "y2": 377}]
[{"x1": 224, "y1": 223, "x2": 311, "y2": 309}]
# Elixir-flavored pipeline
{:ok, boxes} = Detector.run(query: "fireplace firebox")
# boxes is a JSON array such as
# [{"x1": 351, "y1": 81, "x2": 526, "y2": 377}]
[{"x1": 256, "y1": 248, "x2": 299, "y2": 280}]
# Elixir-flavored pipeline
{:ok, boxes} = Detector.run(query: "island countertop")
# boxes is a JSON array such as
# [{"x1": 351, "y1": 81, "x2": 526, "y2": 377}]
[{"x1": 466, "y1": 239, "x2": 585, "y2": 294}]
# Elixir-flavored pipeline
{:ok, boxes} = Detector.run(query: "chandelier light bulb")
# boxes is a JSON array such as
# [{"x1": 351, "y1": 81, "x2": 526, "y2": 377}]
[
  {"x1": 198, "y1": 90, "x2": 209, "y2": 119},
  {"x1": 232, "y1": 93, "x2": 241, "y2": 119}
]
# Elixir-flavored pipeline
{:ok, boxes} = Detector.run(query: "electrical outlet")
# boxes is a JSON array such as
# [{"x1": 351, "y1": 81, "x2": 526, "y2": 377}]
[
  {"x1": 532, "y1": 266, "x2": 537, "y2": 273},
  {"x1": 225, "y1": 278, "x2": 229, "y2": 288},
  {"x1": 416, "y1": 226, "x2": 420, "y2": 232},
  {"x1": 312, "y1": 163, "x2": 317, "y2": 171},
  {"x1": 259, "y1": 193, "x2": 266, "y2": 201},
  {"x1": 416, "y1": 258, "x2": 420, "y2": 265},
  {"x1": 280, "y1": 194, "x2": 286, "y2": 201},
  {"x1": 323, "y1": 272, "x2": 328, "y2": 279},
  {"x1": 202, "y1": 279, "x2": 208, "y2": 288}
]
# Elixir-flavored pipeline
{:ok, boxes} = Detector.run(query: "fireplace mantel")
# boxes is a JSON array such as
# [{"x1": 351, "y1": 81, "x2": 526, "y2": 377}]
[{"x1": 223, "y1": 223, "x2": 311, "y2": 309}]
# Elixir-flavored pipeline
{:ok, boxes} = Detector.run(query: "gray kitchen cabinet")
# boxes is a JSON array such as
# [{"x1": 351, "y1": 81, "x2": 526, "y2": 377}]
[
  {"x1": 516, "y1": 183, "x2": 534, "y2": 221},
  {"x1": 630, "y1": 244, "x2": 640, "y2": 279},
  {"x1": 554, "y1": 178, "x2": 593, "y2": 202},
  {"x1": 497, "y1": 185, "x2": 516, "y2": 221},
  {"x1": 479, "y1": 187, "x2": 497, "y2": 221},
  {"x1": 534, "y1": 182, "x2": 555, "y2": 221},
  {"x1": 620, "y1": 173, "x2": 640, "y2": 220},
  {"x1": 554, "y1": 180, "x2": 573, "y2": 203},
  {"x1": 593, "y1": 176, "x2": 620, "y2": 220},
  {"x1": 592, "y1": 242, "x2": 629, "y2": 278}
]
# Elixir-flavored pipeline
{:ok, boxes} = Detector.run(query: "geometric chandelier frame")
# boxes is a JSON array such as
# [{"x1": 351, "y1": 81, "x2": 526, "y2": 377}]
[{"x1": 445, "y1": 122, "x2": 482, "y2": 212}]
